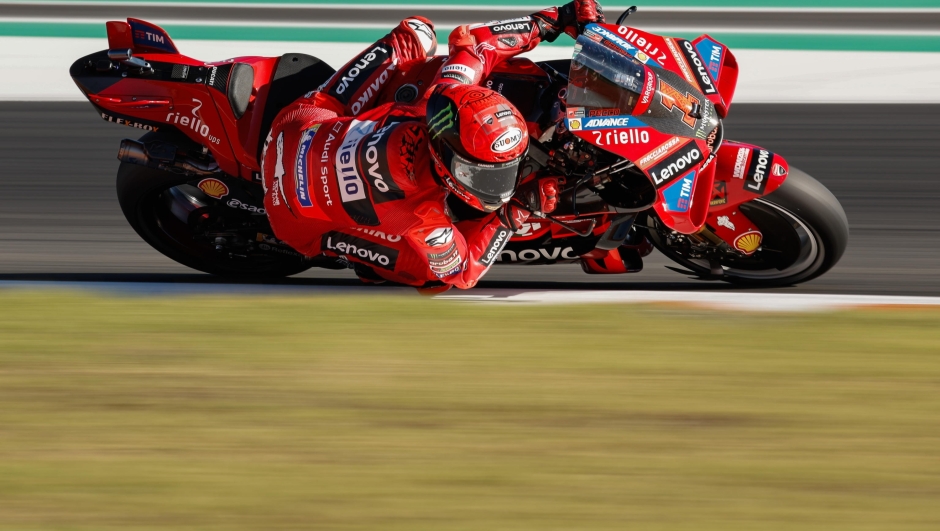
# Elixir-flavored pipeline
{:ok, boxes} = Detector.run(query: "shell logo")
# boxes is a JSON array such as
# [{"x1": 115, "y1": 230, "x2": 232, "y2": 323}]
[
  {"x1": 569, "y1": 119, "x2": 581, "y2": 131},
  {"x1": 198, "y1": 178, "x2": 229, "y2": 199},
  {"x1": 734, "y1": 231, "x2": 762, "y2": 255}
]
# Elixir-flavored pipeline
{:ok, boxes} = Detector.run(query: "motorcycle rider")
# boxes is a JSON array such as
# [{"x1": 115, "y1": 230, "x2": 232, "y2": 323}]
[{"x1": 261, "y1": 0, "x2": 605, "y2": 291}]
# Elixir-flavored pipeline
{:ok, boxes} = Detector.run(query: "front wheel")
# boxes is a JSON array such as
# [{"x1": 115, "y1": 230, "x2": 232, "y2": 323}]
[{"x1": 643, "y1": 167, "x2": 849, "y2": 286}]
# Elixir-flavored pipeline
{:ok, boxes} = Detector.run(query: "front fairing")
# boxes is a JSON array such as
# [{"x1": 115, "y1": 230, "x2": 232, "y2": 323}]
[{"x1": 565, "y1": 27, "x2": 724, "y2": 233}]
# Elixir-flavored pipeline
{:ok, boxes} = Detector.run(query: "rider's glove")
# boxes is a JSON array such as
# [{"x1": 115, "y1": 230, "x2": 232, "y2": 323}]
[
  {"x1": 516, "y1": 177, "x2": 560, "y2": 216},
  {"x1": 560, "y1": 0, "x2": 606, "y2": 38},
  {"x1": 532, "y1": 0, "x2": 605, "y2": 42},
  {"x1": 497, "y1": 203, "x2": 531, "y2": 233}
]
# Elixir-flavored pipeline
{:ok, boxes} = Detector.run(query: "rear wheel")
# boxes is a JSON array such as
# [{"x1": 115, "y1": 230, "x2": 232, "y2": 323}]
[
  {"x1": 643, "y1": 167, "x2": 849, "y2": 286},
  {"x1": 116, "y1": 133, "x2": 313, "y2": 278}
]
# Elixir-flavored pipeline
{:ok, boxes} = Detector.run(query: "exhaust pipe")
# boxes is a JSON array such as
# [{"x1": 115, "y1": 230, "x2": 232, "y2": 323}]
[
  {"x1": 117, "y1": 139, "x2": 150, "y2": 167},
  {"x1": 118, "y1": 139, "x2": 219, "y2": 176}
]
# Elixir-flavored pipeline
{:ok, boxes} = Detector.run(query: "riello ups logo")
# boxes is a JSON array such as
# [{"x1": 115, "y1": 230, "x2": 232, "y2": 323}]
[{"x1": 165, "y1": 98, "x2": 221, "y2": 145}]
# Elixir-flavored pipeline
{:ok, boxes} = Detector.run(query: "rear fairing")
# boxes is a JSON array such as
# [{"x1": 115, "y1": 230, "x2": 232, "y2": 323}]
[{"x1": 70, "y1": 18, "x2": 281, "y2": 181}]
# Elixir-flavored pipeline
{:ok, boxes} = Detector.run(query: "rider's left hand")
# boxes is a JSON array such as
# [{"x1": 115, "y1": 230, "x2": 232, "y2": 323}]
[
  {"x1": 497, "y1": 202, "x2": 530, "y2": 233},
  {"x1": 560, "y1": 0, "x2": 605, "y2": 38}
]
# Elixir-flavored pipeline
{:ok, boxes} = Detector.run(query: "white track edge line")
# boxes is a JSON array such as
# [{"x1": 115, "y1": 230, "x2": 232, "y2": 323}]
[{"x1": 434, "y1": 291, "x2": 940, "y2": 310}]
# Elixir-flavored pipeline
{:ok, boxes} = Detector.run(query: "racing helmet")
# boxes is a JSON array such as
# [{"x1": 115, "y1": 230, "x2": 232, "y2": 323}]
[{"x1": 426, "y1": 84, "x2": 529, "y2": 211}]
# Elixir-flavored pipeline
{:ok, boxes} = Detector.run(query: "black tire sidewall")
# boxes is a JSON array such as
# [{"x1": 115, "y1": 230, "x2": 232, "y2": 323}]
[
  {"x1": 755, "y1": 166, "x2": 849, "y2": 284},
  {"x1": 644, "y1": 167, "x2": 849, "y2": 286},
  {"x1": 115, "y1": 133, "x2": 310, "y2": 278}
]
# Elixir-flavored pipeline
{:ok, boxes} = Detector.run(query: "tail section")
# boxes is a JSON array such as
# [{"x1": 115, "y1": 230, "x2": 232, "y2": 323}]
[{"x1": 71, "y1": 17, "x2": 336, "y2": 184}]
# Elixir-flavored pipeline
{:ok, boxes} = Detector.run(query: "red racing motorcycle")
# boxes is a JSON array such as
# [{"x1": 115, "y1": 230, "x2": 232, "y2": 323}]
[{"x1": 70, "y1": 9, "x2": 848, "y2": 285}]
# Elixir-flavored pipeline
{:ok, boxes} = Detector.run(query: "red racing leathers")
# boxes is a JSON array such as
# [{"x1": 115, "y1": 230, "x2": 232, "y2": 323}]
[{"x1": 261, "y1": 5, "x2": 597, "y2": 289}]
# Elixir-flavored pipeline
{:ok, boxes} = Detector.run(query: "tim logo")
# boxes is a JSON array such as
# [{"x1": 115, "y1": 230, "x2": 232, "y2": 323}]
[
  {"x1": 128, "y1": 20, "x2": 175, "y2": 52},
  {"x1": 133, "y1": 30, "x2": 165, "y2": 44}
]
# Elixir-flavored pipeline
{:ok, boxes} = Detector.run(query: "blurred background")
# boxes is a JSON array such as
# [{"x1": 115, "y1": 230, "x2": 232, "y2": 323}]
[{"x1": 2, "y1": 2, "x2": 940, "y2": 529}]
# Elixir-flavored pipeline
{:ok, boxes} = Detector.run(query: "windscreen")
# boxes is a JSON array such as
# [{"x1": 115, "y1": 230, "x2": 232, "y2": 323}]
[{"x1": 567, "y1": 35, "x2": 645, "y2": 116}]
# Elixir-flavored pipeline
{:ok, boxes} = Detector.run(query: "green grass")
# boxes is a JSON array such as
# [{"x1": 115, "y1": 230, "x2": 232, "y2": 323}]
[{"x1": 1, "y1": 290, "x2": 939, "y2": 530}]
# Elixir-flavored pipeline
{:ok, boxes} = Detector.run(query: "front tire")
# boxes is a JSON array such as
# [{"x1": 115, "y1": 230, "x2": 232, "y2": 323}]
[{"x1": 645, "y1": 167, "x2": 849, "y2": 286}]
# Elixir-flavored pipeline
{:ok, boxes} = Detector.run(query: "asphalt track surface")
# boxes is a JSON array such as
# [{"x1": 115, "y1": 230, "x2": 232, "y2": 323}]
[
  {"x1": 4, "y1": 2, "x2": 938, "y2": 31},
  {"x1": 1, "y1": 102, "x2": 939, "y2": 296}
]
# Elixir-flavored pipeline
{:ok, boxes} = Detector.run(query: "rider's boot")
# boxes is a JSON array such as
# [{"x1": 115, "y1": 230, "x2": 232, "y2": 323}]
[{"x1": 580, "y1": 247, "x2": 643, "y2": 274}]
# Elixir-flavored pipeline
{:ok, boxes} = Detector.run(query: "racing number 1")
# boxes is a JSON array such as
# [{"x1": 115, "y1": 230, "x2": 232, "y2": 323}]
[{"x1": 659, "y1": 80, "x2": 699, "y2": 128}]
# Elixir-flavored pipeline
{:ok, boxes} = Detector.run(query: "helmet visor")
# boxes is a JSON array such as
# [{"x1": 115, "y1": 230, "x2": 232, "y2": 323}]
[{"x1": 443, "y1": 147, "x2": 522, "y2": 201}]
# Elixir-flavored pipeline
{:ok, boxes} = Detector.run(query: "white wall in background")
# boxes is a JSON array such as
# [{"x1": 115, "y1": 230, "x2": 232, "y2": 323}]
[{"x1": 3, "y1": 36, "x2": 939, "y2": 103}]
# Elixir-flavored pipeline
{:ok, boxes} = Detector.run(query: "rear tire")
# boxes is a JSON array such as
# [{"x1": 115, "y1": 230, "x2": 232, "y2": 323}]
[
  {"x1": 116, "y1": 133, "x2": 311, "y2": 278},
  {"x1": 645, "y1": 167, "x2": 849, "y2": 286}
]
